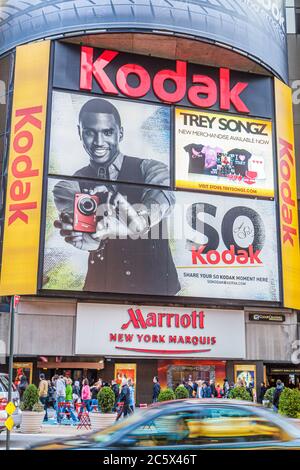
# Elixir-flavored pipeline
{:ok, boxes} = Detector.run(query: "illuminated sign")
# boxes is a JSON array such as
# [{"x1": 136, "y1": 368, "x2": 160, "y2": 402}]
[
  {"x1": 53, "y1": 42, "x2": 273, "y2": 118},
  {"x1": 76, "y1": 304, "x2": 245, "y2": 358},
  {"x1": 275, "y1": 78, "x2": 300, "y2": 309},
  {"x1": 0, "y1": 41, "x2": 50, "y2": 295}
]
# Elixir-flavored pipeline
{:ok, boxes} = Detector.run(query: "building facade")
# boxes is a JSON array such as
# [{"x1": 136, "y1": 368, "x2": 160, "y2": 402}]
[{"x1": 0, "y1": 0, "x2": 299, "y2": 403}]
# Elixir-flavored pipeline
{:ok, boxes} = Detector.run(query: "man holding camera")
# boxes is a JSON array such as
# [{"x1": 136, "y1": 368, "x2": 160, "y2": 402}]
[{"x1": 53, "y1": 98, "x2": 180, "y2": 295}]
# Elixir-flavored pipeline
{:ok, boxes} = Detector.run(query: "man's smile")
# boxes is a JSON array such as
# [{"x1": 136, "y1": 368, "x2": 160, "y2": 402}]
[{"x1": 92, "y1": 146, "x2": 110, "y2": 157}]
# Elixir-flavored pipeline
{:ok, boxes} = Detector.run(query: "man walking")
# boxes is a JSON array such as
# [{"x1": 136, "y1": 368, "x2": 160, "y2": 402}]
[
  {"x1": 273, "y1": 379, "x2": 284, "y2": 412},
  {"x1": 117, "y1": 378, "x2": 131, "y2": 419},
  {"x1": 152, "y1": 376, "x2": 161, "y2": 403},
  {"x1": 38, "y1": 373, "x2": 49, "y2": 422}
]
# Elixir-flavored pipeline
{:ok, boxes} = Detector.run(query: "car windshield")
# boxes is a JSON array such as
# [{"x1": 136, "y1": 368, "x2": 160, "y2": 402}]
[{"x1": 92, "y1": 409, "x2": 158, "y2": 444}]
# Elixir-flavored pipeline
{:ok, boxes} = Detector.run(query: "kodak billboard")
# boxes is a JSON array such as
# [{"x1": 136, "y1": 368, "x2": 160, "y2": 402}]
[
  {"x1": 275, "y1": 78, "x2": 300, "y2": 310},
  {"x1": 0, "y1": 42, "x2": 50, "y2": 295}
]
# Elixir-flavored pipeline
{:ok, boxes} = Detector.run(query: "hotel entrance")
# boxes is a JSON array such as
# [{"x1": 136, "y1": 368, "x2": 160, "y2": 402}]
[
  {"x1": 158, "y1": 360, "x2": 227, "y2": 390},
  {"x1": 168, "y1": 365, "x2": 212, "y2": 389}
]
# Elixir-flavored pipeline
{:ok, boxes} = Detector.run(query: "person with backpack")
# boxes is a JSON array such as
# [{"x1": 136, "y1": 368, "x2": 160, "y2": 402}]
[
  {"x1": 152, "y1": 376, "x2": 161, "y2": 403},
  {"x1": 273, "y1": 379, "x2": 284, "y2": 412}
]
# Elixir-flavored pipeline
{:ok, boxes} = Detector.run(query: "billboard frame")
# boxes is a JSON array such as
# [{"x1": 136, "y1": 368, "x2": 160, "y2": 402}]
[{"x1": 25, "y1": 40, "x2": 283, "y2": 308}]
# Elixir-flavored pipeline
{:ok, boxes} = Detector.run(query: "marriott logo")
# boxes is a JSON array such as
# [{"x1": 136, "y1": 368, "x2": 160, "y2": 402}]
[{"x1": 121, "y1": 308, "x2": 205, "y2": 330}]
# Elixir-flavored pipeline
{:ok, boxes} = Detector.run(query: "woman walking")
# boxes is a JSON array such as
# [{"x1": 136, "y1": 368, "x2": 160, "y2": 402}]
[
  {"x1": 81, "y1": 378, "x2": 91, "y2": 412},
  {"x1": 65, "y1": 378, "x2": 78, "y2": 424}
]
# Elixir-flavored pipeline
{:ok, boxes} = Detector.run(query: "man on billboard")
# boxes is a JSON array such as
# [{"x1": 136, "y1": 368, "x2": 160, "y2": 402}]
[{"x1": 53, "y1": 98, "x2": 180, "y2": 295}]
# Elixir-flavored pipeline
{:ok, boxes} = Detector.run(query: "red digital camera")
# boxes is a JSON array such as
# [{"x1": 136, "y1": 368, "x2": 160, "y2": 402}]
[{"x1": 73, "y1": 193, "x2": 100, "y2": 233}]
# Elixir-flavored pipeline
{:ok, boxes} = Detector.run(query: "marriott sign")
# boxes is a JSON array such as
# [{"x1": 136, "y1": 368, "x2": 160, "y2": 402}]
[{"x1": 76, "y1": 304, "x2": 246, "y2": 359}]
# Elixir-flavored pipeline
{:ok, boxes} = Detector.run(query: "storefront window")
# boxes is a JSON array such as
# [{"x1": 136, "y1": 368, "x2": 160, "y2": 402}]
[
  {"x1": 167, "y1": 366, "x2": 215, "y2": 389},
  {"x1": 13, "y1": 362, "x2": 33, "y2": 385}
]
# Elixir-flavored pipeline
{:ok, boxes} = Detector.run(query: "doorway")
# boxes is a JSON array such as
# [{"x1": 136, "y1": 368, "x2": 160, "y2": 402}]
[{"x1": 167, "y1": 365, "x2": 215, "y2": 389}]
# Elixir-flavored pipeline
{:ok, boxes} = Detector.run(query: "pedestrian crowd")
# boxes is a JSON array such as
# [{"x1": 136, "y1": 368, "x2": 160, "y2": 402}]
[
  {"x1": 14, "y1": 369, "x2": 289, "y2": 424},
  {"x1": 16, "y1": 372, "x2": 136, "y2": 424},
  {"x1": 159, "y1": 376, "x2": 256, "y2": 401}
]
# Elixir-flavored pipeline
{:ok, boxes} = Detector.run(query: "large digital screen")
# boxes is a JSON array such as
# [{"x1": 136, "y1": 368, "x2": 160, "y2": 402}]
[
  {"x1": 49, "y1": 91, "x2": 171, "y2": 187},
  {"x1": 43, "y1": 178, "x2": 279, "y2": 302},
  {"x1": 175, "y1": 108, "x2": 274, "y2": 197}
]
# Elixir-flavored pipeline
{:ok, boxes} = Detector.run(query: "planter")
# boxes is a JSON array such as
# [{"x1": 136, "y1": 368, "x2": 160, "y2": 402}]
[
  {"x1": 89, "y1": 412, "x2": 116, "y2": 431},
  {"x1": 20, "y1": 411, "x2": 44, "y2": 433}
]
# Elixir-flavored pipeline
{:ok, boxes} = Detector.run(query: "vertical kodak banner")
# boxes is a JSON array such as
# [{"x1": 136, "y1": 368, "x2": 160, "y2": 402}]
[
  {"x1": 0, "y1": 42, "x2": 50, "y2": 294},
  {"x1": 275, "y1": 78, "x2": 300, "y2": 309}
]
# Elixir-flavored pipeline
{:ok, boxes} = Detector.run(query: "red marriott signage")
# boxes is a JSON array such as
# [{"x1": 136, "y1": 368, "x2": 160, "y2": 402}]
[
  {"x1": 121, "y1": 308, "x2": 205, "y2": 330},
  {"x1": 80, "y1": 46, "x2": 249, "y2": 113},
  {"x1": 75, "y1": 304, "x2": 246, "y2": 358}
]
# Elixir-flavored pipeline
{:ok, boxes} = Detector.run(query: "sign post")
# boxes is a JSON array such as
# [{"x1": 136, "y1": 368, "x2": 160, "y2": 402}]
[{"x1": 5, "y1": 295, "x2": 19, "y2": 451}]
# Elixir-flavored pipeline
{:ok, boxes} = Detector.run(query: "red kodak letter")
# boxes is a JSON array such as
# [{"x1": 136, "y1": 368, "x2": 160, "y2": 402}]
[
  {"x1": 248, "y1": 245, "x2": 262, "y2": 264},
  {"x1": 191, "y1": 246, "x2": 207, "y2": 265},
  {"x1": 279, "y1": 138, "x2": 294, "y2": 165},
  {"x1": 282, "y1": 225, "x2": 297, "y2": 246},
  {"x1": 153, "y1": 60, "x2": 187, "y2": 103},
  {"x1": 220, "y1": 68, "x2": 249, "y2": 113},
  {"x1": 116, "y1": 63, "x2": 151, "y2": 98},
  {"x1": 8, "y1": 202, "x2": 37, "y2": 225},
  {"x1": 188, "y1": 75, "x2": 217, "y2": 108},
  {"x1": 14, "y1": 106, "x2": 42, "y2": 133},
  {"x1": 80, "y1": 46, "x2": 119, "y2": 94}
]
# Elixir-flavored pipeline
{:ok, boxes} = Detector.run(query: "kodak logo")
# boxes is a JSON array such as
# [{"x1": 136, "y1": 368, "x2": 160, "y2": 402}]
[
  {"x1": 80, "y1": 46, "x2": 249, "y2": 113},
  {"x1": 8, "y1": 106, "x2": 42, "y2": 225},
  {"x1": 191, "y1": 244, "x2": 262, "y2": 265},
  {"x1": 279, "y1": 138, "x2": 297, "y2": 246}
]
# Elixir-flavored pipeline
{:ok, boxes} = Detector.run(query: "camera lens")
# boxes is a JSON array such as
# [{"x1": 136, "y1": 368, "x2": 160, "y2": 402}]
[{"x1": 77, "y1": 196, "x2": 97, "y2": 215}]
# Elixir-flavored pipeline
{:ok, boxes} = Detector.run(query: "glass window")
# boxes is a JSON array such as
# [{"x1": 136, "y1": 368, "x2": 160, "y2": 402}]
[
  {"x1": 0, "y1": 54, "x2": 13, "y2": 136},
  {"x1": 0, "y1": 135, "x2": 5, "y2": 178},
  {"x1": 117, "y1": 409, "x2": 201, "y2": 448},
  {"x1": 296, "y1": 9, "x2": 300, "y2": 32},
  {"x1": 286, "y1": 7, "x2": 296, "y2": 33},
  {"x1": 184, "y1": 407, "x2": 282, "y2": 445}
]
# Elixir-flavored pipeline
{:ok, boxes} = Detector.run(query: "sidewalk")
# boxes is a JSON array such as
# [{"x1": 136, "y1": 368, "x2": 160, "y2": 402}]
[
  {"x1": 13, "y1": 423, "x2": 93, "y2": 436},
  {"x1": 12, "y1": 409, "x2": 95, "y2": 437}
]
